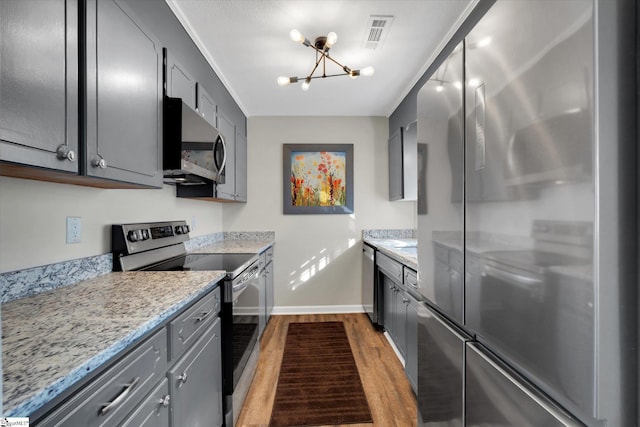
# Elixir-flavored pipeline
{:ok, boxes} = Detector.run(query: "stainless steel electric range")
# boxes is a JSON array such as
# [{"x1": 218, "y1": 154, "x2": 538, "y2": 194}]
[{"x1": 112, "y1": 220, "x2": 260, "y2": 427}]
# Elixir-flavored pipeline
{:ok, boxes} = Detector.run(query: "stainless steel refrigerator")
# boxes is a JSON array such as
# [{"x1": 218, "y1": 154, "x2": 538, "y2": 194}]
[{"x1": 416, "y1": 1, "x2": 637, "y2": 426}]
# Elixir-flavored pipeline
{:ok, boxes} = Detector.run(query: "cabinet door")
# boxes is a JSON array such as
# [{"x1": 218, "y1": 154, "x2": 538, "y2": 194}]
[
  {"x1": 234, "y1": 129, "x2": 248, "y2": 202},
  {"x1": 394, "y1": 287, "x2": 407, "y2": 357},
  {"x1": 120, "y1": 379, "x2": 170, "y2": 427},
  {"x1": 258, "y1": 268, "x2": 267, "y2": 336},
  {"x1": 169, "y1": 318, "x2": 223, "y2": 427},
  {"x1": 165, "y1": 51, "x2": 197, "y2": 111},
  {"x1": 215, "y1": 110, "x2": 236, "y2": 200},
  {"x1": 85, "y1": 0, "x2": 162, "y2": 187},
  {"x1": 388, "y1": 128, "x2": 404, "y2": 201},
  {"x1": 0, "y1": 0, "x2": 78, "y2": 172},
  {"x1": 405, "y1": 292, "x2": 419, "y2": 393},
  {"x1": 266, "y1": 260, "x2": 274, "y2": 322},
  {"x1": 196, "y1": 83, "x2": 216, "y2": 127},
  {"x1": 382, "y1": 275, "x2": 396, "y2": 337}
]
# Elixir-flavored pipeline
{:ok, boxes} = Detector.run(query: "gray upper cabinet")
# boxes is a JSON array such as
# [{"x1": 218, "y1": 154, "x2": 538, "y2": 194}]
[
  {"x1": 214, "y1": 109, "x2": 236, "y2": 200},
  {"x1": 196, "y1": 83, "x2": 216, "y2": 127},
  {"x1": 0, "y1": 0, "x2": 78, "y2": 173},
  {"x1": 165, "y1": 51, "x2": 197, "y2": 111},
  {"x1": 234, "y1": 129, "x2": 248, "y2": 202},
  {"x1": 85, "y1": 0, "x2": 163, "y2": 187},
  {"x1": 388, "y1": 123, "x2": 417, "y2": 201}
]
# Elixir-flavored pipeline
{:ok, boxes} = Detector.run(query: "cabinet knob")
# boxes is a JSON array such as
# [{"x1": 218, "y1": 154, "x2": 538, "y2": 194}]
[
  {"x1": 92, "y1": 155, "x2": 107, "y2": 169},
  {"x1": 158, "y1": 394, "x2": 171, "y2": 408},
  {"x1": 178, "y1": 372, "x2": 188, "y2": 385},
  {"x1": 56, "y1": 145, "x2": 76, "y2": 162}
]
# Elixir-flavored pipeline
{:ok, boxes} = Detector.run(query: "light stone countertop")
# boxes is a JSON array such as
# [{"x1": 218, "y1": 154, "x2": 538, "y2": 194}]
[
  {"x1": 2, "y1": 270, "x2": 225, "y2": 417},
  {"x1": 364, "y1": 238, "x2": 418, "y2": 270},
  {"x1": 190, "y1": 238, "x2": 275, "y2": 255}
]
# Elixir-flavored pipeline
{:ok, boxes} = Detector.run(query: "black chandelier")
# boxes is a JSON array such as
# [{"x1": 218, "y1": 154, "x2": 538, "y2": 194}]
[{"x1": 277, "y1": 29, "x2": 374, "y2": 91}]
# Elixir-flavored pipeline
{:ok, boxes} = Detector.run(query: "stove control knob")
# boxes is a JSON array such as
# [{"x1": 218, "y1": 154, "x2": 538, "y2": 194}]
[
  {"x1": 141, "y1": 229, "x2": 150, "y2": 240},
  {"x1": 175, "y1": 225, "x2": 186, "y2": 235},
  {"x1": 183, "y1": 225, "x2": 190, "y2": 233},
  {"x1": 127, "y1": 230, "x2": 138, "y2": 242}
]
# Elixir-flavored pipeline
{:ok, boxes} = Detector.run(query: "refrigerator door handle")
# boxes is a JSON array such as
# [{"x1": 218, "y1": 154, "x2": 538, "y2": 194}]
[{"x1": 474, "y1": 83, "x2": 486, "y2": 170}]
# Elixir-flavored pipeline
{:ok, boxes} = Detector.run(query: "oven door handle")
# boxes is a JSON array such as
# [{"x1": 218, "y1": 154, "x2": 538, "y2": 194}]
[
  {"x1": 482, "y1": 265, "x2": 542, "y2": 288},
  {"x1": 230, "y1": 264, "x2": 260, "y2": 299}
]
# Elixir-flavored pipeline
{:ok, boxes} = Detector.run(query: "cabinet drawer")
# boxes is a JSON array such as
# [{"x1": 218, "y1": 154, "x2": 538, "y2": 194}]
[
  {"x1": 434, "y1": 244, "x2": 450, "y2": 263},
  {"x1": 169, "y1": 287, "x2": 220, "y2": 362},
  {"x1": 38, "y1": 328, "x2": 167, "y2": 427},
  {"x1": 120, "y1": 378, "x2": 170, "y2": 427},
  {"x1": 404, "y1": 267, "x2": 418, "y2": 291},
  {"x1": 377, "y1": 252, "x2": 403, "y2": 283}
]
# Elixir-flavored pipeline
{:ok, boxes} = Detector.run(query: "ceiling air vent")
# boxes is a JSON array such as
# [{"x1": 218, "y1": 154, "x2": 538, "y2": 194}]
[{"x1": 362, "y1": 15, "x2": 394, "y2": 50}]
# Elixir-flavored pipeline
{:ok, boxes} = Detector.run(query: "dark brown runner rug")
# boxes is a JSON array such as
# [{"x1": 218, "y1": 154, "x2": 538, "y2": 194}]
[{"x1": 268, "y1": 321, "x2": 373, "y2": 426}]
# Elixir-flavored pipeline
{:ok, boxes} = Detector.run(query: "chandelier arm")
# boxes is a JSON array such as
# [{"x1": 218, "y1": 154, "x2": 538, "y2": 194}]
[{"x1": 306, "y1": 52, "x2": 325, "y2": 79}]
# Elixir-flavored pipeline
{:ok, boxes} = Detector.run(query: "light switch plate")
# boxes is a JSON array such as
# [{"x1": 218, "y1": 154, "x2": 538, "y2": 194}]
[{"x1": 66, "y1": 217, "x2": 82, "y2": 244}]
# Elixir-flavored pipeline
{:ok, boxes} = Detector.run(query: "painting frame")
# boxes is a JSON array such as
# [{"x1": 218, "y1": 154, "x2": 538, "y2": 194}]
[{"x1": 283, "y1": 143, "x2": 354, "y2": 215}]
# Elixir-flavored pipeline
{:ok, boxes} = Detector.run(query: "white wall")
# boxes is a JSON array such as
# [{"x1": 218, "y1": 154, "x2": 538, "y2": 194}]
[
  {"x1": 223, "y1": 116, "x2": 415, "y2": 311},
  {"x1": 0, "y1": 177, "x2": 223, "y2": 272}
]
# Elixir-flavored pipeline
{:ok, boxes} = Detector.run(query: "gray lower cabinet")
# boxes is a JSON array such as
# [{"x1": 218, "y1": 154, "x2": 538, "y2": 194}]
[
  {"x1": 265, "y1": 259, "x2": 274, "y2": 322},
  {"x1": 84, "y1": 0, "x2": 163, "y2": 187},
  {"x1": 35, "y1": 287, "x2": 223, "y2": 427},
  {"x1": 404, "y1": 268, "x2": 420, "y2": 393},
  {"x1": 120, "y1": 379, "x2": 170, "y2": 427},
  {"x1": 169, "y1": 318, "x2": 223, "y2": 427},
  {"x1": 37, "y1": 329, "x2": 168, "y2": 427},
  {"x1": 0, "y1": 0, "x2": 78, "y2": 173}
]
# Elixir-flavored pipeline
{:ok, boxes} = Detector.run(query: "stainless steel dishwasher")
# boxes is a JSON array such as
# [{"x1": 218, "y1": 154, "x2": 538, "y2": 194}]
[{"x1": 362, "y1": 243, "x2": 380, "y2": 326}]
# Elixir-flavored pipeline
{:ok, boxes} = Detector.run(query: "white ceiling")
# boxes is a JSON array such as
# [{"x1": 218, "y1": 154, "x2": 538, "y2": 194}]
[{"x1": 166, "y1": 0, "x2": 476, "y2": 117}]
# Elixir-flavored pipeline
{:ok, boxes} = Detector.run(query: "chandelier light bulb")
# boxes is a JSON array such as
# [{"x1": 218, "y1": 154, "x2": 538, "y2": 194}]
[
  {"x1": 325, "y1": 32, "x2": 338, "y2": 48},
  {"x1": 301, "y1": 78, "x2": 311, "y2": 91},
  {"x1": 290, "y1": 29, "x2": 305, "y2": 44},
  {"x1": 360, "y1": 66, "x2": 375, "y2": 77},
  {"x1": 277, "y1": 76, "x2": 291, "y2": 86}
]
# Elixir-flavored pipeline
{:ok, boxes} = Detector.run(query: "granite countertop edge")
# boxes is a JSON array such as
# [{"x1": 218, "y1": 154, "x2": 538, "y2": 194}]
[
  {"x1": 189, "y1": 238, "x2": 275, "y2": 255},
  {"x1": 363, "y1": 238, "x2": 418, "y2": 270},
  {"x1": 4, "y1": 271, "x2": 225, "y2": 417}
]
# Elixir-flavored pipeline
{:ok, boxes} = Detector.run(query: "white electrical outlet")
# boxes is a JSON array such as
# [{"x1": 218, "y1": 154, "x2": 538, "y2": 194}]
[{"x1": 66, "y1": 217, "x2": 82, "y2": 244}]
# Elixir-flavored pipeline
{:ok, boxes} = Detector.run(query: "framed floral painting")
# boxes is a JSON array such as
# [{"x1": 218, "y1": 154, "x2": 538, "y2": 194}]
[{"x1": 283, "y1": 144, "x2": 354, "y2": 214}]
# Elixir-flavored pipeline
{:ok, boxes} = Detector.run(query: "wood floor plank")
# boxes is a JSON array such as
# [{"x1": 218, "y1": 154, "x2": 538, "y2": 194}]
[{"x1": 236, "y1": 313, "x2": 417, "y2": 427}]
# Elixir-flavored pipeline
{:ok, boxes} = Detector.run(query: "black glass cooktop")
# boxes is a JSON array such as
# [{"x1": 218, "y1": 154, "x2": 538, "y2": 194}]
[{"x1": 142, "y1": 253, "x2": 257, "y2": 278}]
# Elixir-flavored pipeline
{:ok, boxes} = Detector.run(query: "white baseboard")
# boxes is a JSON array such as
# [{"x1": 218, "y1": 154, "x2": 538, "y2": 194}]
[
  {"x1": 384, "y1": 331, "x2": 405, "y2": 367},
  {"x1": 271, "y1": 305, "x2": 365, "y2": 315}
]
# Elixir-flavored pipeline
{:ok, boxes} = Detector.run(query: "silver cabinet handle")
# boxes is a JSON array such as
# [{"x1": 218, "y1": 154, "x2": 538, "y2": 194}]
[
  {"x1": 158, "y1": 394, "x2": 171, "y2": 408},
  {"x1": 100, "y1": 377, "x2": 140, "y2": 415},
  {"x1": 178, "y1": 372, "x2": 188, "y2": 385},
  {"x1": 56, "y1": 145, "x2": 76, "y2": 162},
  {"x1": 92, "y1": 155, "x2": 107, "y2": 169},
  {"x1": 195, "y1": 311, "x2": 210, "y2": 323}
]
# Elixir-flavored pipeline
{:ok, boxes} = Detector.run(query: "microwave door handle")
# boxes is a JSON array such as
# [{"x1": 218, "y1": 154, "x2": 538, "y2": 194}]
[{"x1": 214, "y1": 135, "x2": 227, "y2": 176}]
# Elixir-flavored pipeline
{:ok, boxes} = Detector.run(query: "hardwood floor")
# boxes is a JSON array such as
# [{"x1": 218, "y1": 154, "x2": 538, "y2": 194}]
[{"x1": 236, "y1": 313, "x2": 417, "y2": 427}]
